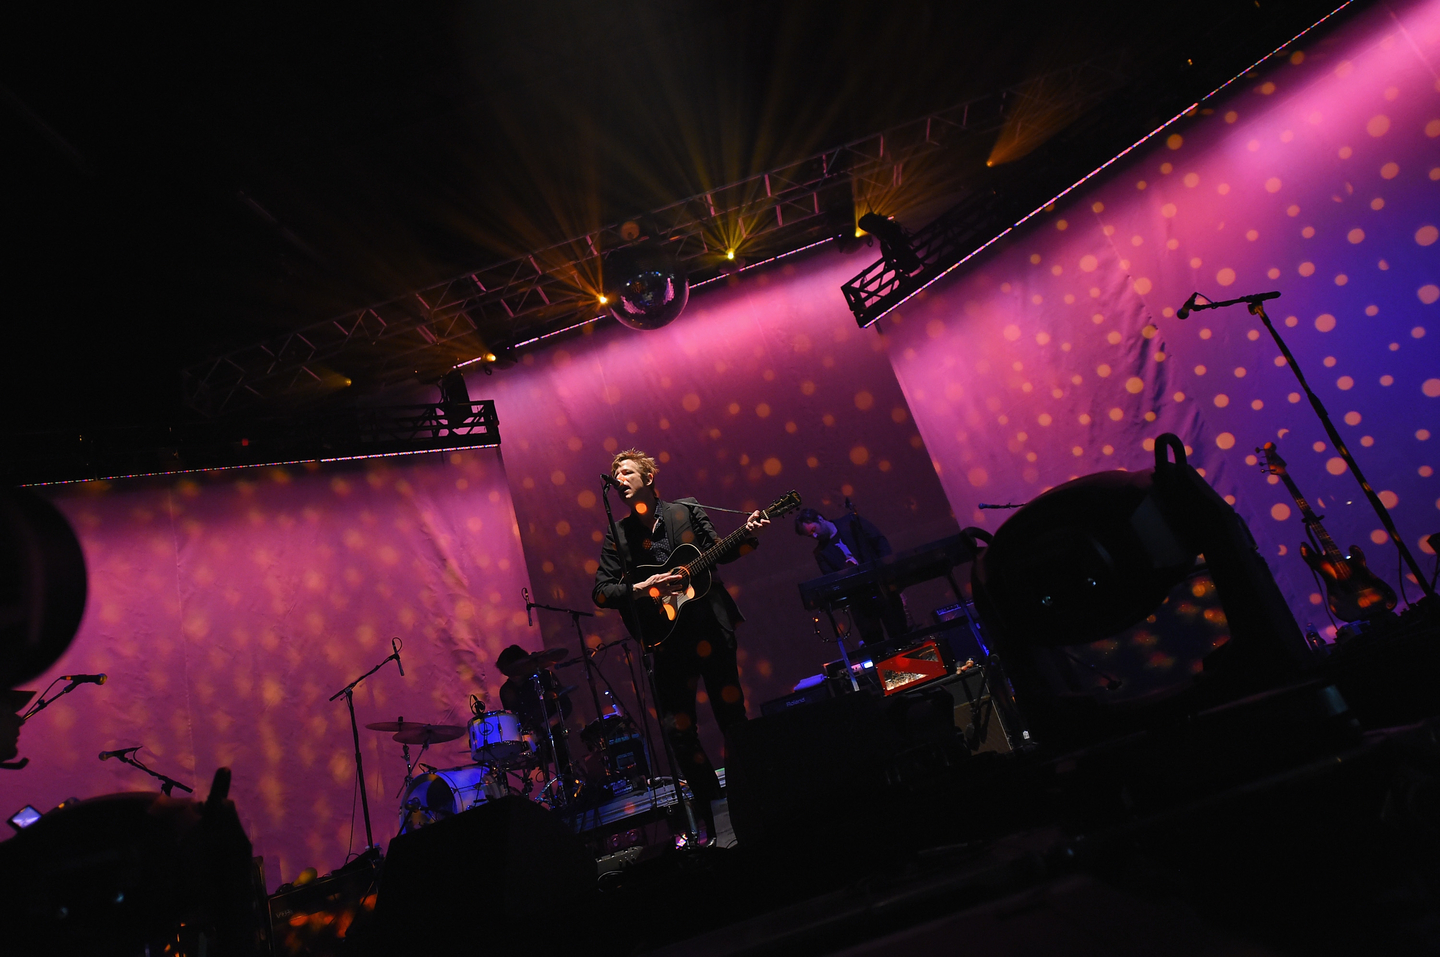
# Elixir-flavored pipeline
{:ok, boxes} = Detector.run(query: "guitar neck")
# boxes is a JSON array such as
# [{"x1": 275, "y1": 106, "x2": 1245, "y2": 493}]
[
  {"x1": 684, "y1": 521, "x2": 761, "y2": 577},
  {"x1": 1277, "y1": 470, "x2": 1344, "y2": 560}
]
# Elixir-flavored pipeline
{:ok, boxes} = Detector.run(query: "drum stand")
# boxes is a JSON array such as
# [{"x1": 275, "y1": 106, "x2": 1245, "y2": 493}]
[
  {"x1": 525, "y1": 597, "x2": 610, "y2": 794},
  {"x1": 527, "y1": 669, "x2": 580, "y2": 808}
]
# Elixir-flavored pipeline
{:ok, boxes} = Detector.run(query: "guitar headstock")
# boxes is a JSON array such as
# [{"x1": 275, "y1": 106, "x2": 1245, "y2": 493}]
[
  {"x1": 1257, "y1": 441, "x2": 1287, "y2": 476},
  {"x1": 763, "y1": 490, "x2": 803, "y2": 520}
]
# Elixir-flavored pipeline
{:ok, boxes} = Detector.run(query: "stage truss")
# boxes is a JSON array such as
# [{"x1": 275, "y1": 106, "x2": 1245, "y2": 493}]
[{"x1": 181, "y1": 59, "x2": 1127, "y2": 416}]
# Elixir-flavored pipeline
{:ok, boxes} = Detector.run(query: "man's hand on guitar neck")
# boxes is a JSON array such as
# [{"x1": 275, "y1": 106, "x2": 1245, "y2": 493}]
[{"x1": 744, "y1": 510, "x2": 770, "y2": 532}]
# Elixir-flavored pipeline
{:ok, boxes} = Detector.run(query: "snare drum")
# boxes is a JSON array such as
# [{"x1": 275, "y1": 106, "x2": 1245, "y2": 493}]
[
  {"x1": 468, "y1": 710, "x2": 532, "y2": 762},
  {"x1": 397, "y1": 766, "x2": 500, "y2": 833}
]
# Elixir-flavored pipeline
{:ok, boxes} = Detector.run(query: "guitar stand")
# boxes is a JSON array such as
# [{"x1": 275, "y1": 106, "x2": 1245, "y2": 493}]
[{"x1": 1182, "y1": 291, "x2": 1436, "y2": 610}]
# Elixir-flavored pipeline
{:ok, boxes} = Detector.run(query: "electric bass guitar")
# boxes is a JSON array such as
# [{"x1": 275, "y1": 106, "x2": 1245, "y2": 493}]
[
  {"x1": 1259, "y1": 442, "x2": 1397, "y2": 621},
  {"x1": 627, "y1": 490, "x2": 802, "y2": 648}
]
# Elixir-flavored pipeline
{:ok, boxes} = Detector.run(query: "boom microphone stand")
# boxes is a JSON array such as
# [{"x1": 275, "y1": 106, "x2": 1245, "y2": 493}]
[
  {"x1": 524, "y1": 593, "x2": 605, "y2": 726},
  {"x1": 1178, "y1": 290, "x2": 1437, "y2": 606},
  {"x1": 102, "y1": 746, "x2": 193, "y2": 797},
  {"x1": 329, "y1": 641, "x2": 405, "y2": 855},
  {"x1": 599, "y1": 475, "x2": 702, "y2": 844}
]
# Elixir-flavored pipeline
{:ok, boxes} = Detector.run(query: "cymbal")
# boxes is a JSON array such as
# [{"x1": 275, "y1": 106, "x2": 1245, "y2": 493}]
[
  {"x1": 392, "y1": 724, "x2": 466, "y2": 745},
  {"x1": 365, "y1": 720, "x2": 465, "y2": 743},
  {"x1": 498, "y1": 647, "x2": 568, "y2": 678},
  {"x1": 366, "y1": 720, "x2": 421, "y2": 732}
]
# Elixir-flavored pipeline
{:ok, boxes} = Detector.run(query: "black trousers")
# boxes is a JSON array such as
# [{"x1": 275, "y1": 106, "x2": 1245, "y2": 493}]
[{"x1": 651, "y1": 609, "x2": 747, "y2": 818}]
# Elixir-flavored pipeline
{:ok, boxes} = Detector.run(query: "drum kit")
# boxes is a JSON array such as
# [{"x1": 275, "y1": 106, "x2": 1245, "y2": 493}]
[{"x1": 369, "y1": 647, "x2": 651, "y2": 836}]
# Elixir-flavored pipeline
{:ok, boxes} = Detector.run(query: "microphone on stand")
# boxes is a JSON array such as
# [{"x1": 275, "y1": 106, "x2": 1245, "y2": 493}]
[
  {"x1": 1176, "y1": 292, "x2": 1201, "y2": 319},
  {"x1": 600, "y1": 473, "x2": 621, "y2": 489},
  {"x1": 62, "y1": 673, "x2": 107, "y2": 685},
  {"x1": 524, "y1": 587, "x2": 533, "y2": 626},
  {"x1": 391, "y1": 638, "x2": 405, "y2": 677},
  {"x1": 99, "y1": 746, "x2": 140, "y2": 761}
]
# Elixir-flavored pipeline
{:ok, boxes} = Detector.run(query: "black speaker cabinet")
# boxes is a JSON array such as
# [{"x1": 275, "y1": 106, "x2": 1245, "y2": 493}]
[
  {"x1": 364, "y1": 797, "x2": 593, "y2": 954},
  {"x1": 725, "y1": 693, "x2": 900, "y2": 860}
]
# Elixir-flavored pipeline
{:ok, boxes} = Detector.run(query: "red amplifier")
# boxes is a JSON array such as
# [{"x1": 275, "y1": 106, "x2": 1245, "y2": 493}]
[{"x1": 875, "y1": 639, "x2": 951, "y2": 695}]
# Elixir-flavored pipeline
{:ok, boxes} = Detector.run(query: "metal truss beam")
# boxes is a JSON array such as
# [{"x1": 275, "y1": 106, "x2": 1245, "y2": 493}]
[
  {"x1": 9, "y1": 401, "x2": 500, "y2": 486},
  {"x1": 183, "y1": 59, "x2": 1126, "y2": 416}
]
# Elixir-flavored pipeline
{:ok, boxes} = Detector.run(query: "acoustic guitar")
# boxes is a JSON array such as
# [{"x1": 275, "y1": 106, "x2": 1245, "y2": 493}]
[
  {"x1": 627, "y1": 490, "x2": 802, "y2": 647},
  {"x1": 1259, "y1": 442, "x2": 1396, "y2": 621}
]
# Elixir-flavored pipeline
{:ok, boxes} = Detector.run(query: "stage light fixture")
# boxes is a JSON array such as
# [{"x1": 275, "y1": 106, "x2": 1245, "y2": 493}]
[
  {"x1": 856, "y1": 212, "x2": 922, "y2": 275},
  {"x1": 726, "y1": 249, "x2": 735, "y2": 260}
]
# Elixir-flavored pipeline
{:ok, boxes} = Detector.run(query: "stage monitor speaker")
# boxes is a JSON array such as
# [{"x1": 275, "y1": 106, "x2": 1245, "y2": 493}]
[
  {"x1": 726, "y1": 692, "x2": 900, "y2": 862},
  {"x1": 364, "y1": 797, "x2": 593, "y2": 953}
]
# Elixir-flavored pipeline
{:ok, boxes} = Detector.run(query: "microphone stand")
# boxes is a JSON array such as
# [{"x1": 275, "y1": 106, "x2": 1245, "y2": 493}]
[
  {"x1": 329, "y1": 648, "x2": 403, "y2": 855},
  {"x1": 599, "y1": 476, "x2": 702, "y2": 844},
  {"x1": 1180, "y1": 290, "x2": 1436, "y2": 607},
  {"x1": 110, "y1": 749, "x2": 193, "y2": 797},
  {"x1": 4, "y1": 678, "x2": 107, "y2": 770},
  {"x1": 525, "y1": 598, "x2": 605, "y2": 730}
]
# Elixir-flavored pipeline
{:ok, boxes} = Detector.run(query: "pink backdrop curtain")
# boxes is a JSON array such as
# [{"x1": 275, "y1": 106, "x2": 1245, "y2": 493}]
[
  {"x1": 5, "y1": 0, "x2": 1437, "y2": 897},
  {"x1": 885, "y1": 0, "x2": 1440, "y2": 639},
  {"x1": 4, "y1": 451, "x2": 535, "y2": 890},
  {"x1": 480, "y1": 253, "x2": 959, "y2": 767}
]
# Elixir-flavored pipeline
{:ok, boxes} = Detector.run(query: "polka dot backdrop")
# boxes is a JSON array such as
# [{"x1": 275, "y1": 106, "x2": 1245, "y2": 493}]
[
  {"x1": 480, "y1": 251, "x2": 959, "y2": 768},
  {"x1": 3, "y1": 452, "x2": 535, "y2": 891},
  {"x1": 6, "y1": 0, "x2": 1436, "y2": 892},
  {"x1": 887, "y1": 0, "x2": 1440, "y2": 644}
]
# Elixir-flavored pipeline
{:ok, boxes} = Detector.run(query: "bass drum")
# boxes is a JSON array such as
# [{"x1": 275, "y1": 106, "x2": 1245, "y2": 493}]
[{"x1": 397, "y1": 767, "x2": 500, "y2": 834}]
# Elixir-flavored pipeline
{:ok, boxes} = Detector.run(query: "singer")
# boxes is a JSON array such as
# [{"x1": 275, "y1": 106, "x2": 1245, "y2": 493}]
[{"x1": 592, "y1": 448, "x2": 767, "y2": 843}]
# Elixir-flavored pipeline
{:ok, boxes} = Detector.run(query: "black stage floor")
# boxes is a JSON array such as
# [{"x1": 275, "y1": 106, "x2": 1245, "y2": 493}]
[{"x1": 330, "y1": 605, "x2": 1440, "y2": 957}]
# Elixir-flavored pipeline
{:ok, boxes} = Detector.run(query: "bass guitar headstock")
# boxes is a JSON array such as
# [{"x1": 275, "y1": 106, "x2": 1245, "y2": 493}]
[{"x1": 1257, "y1": 441, "x2": 1287, "y2": 477}]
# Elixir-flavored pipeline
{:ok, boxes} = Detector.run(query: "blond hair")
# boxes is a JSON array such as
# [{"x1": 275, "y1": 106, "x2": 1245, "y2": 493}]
[{"x1": 611, "y1": 449, "x2": 658, "y2": 483}]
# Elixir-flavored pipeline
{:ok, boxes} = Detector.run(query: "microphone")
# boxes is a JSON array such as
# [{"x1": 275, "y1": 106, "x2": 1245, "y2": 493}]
[
  {"x1": 1177, "y1": 292, "x2": 1201, "y2": 319},
  {"x1": 524, "y1": 588, "x2": 533, "y2": 626},
  {"x1": 99, "y1": 746, "x2": 140, "y2": 761},
  {"x1": 391, "y1": 638, "x2": 404, "y2": 677},
  {"x1": 62, "y1": 673, "x2": 107, "y2": 685},
  {"x1": 600, "y1": 473, "x2": 621, "y2": 489}
]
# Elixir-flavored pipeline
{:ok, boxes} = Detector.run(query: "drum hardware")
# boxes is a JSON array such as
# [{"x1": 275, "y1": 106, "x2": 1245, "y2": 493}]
[
  {"x1": 330, "y1": 643, "x2": 405, "y2": 853},
  {"x1": 524, "y1": 594, "x2": 667, "y2": 817},
  {"x1": 496, "y1": 647, "x2": 568, "y2": 678}
]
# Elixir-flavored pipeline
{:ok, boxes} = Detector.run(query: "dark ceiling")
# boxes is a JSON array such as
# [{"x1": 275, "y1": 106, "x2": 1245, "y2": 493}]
[{"x1": 2, "y1": 0, "x2": 1352, "y2": 437}]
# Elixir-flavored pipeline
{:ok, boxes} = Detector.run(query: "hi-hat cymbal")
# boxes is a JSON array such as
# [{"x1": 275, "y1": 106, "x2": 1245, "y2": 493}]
[
  {"x1": 498, "y1": 647, "x2": 568, "y2": 678},
  {"x1": 392, "y1": 724, "x2": 465, "y2": 745}
]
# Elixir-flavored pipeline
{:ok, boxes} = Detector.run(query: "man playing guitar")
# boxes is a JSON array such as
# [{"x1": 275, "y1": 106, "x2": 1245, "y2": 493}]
[{"x1": 592, "y1": 449, "x2": 769, "y2": 843}]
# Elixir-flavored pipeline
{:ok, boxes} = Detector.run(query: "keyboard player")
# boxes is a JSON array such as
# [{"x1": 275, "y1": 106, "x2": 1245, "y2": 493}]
[{"x1": 795, "y1": 506, "x2": 909, "y2": 644}]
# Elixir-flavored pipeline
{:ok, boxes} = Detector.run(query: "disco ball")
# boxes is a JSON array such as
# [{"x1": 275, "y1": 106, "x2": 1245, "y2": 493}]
[{"x1": 604, "y1": 244, "x2": 689, "y2": 331}]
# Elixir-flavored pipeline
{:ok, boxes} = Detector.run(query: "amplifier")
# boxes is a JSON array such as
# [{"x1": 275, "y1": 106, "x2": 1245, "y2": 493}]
[
  {"x1": 268, "y1": 861, "x2": 379, "y2": 956},
  {"x1": 875, "y1": 639, "x2": 952, "y2": 695},
  {"x1": 901, "y1": 664, "x2": 1014, "y2": 753}
]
